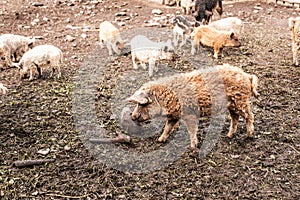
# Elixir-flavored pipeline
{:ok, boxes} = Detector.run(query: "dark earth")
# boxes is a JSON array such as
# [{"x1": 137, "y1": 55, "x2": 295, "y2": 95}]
[{"x1": 0, "y1": 0, "x2": 299, "y2": 199}]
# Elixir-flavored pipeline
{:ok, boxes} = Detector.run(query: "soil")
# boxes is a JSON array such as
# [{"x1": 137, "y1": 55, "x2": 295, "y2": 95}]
[{"x1": 0, "y1": 0, "x2": 299, "y2": 199}]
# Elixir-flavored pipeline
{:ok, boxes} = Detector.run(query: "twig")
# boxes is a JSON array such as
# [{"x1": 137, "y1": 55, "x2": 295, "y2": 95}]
[
  {"x1": 13, "y1": 159, "x2": 55, "y2": 167},
  {"x1": 89, "y1": 133, "x2": 131, "y2": 144}
]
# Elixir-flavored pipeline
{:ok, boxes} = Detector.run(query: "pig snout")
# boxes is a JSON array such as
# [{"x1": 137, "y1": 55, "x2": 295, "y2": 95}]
[{"x1": 131, "y1": 111, "x2": 140, "y2": 121}]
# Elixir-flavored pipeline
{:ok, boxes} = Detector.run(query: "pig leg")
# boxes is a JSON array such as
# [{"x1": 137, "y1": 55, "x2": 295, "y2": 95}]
[
  {"x1": 141, "y1": 62, "x2": 147, "y2": 70},
  {"x1": 243, "y1": 105, "x2": 254, "y2": 138},
  {"x1": 36, "y1": 66, "x2": 42, "y2": 78},
  {"x1": 56, "y1": 65, "x2": 61, "y2": 78},
  {"x1": 131, "y1": 52, "x2": 139, "y2": 69},
  {"x1": 183, "y1": 114, "x2": 198, "y2": 148},
  {"x1": 173, "y1": 30, "x2": 178, "y2": 47},
  {"x1": 227, "y1": 109, "x2": 239, "y2": 138},
  {"x1": 28, "y1": 66, "x2": 34, "y2": 81},
  {"x1": 158, "y1": 119, "x2": 180, "y2": 143},
  {"x1": 106, "y1": 42, "x2": 113, "y2": 56},
  {"x1": 112, "y1": 43, "x2": 121, "y2": 55},
  {"x1": 293, "y1": 43, "x2": 299, "y2": 66},
  {"x1": 148, "y1": 59, "x2": 155, "y2": 77},
  {"x1": 179, "y1": 33, "x2": 186, "y2": 49},
  {"x1": 191, "y1": 40, "x2": 197, "y2": 55},
  {"x1": 213, "y1": 45, "x2": 221, "y2": 59}
]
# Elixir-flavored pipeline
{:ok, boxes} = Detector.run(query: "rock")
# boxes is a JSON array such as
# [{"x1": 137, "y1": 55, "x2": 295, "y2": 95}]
[
  {"x1": 81, "y1": 33, "x2": 87, "y2": 39},
  {"x1": 115, "y1": 12, "x2": 127, "y2": 16},
  {"x1": 152, "y1": 9, "x2": 163, "y2": 15},
  {"x1": 66, "y1": 35, "x2": 75, "y2": 42},
  {"x1": 32, "y1": 2, "x2": 44, "y2": 7},
  {"x1": 118, "y1": 22, "x2": 126, "y2": 26},
  {"x1": 144, "y1": 22, "x2": 162, "y2": 27},
  {"x1": 254, "y1": 6, "x2": 263, "y2": 10},
  {"x1": 64, "y1": 145, "x2": 71, "y2": 151},
  {"x1": 37, "y1": 148, "x2": 50, "y2": 155}
]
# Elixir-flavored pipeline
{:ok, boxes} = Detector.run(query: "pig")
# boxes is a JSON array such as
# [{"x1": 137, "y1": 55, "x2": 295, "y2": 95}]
[
  {"x1": 180, "y1": 0, "x2": 195, "y2": 15},
  {"x1": 194, "y1": 0, "x2": 223, "y2": 25},
  {"x1": 191, "y1": 25, "x2": 241, "y2": 58},
  {"x1": 128, "y1": 64, "x2": 259, "y2": 148},
  {"x1": 99, "y1": 21, "x2": 124, "y2": 56},
  {"x1": 0, "y1": 34, "x2": 35, "y2": 68},
  {"x1": 208, "y1": 17, "x2": 243, "y2": 35},
  {"x1": 173, "y1": 15, "x2": 200, "y2": 49},
  {"x1": 288, "y1": 16, "x2": 300, "y2": 66},
  {"x1": 14, "y1": 45, "x2": 63, "y2": 81},
  {"x1": 130, "y1": 35, "x2": 175, "y2": 77}
]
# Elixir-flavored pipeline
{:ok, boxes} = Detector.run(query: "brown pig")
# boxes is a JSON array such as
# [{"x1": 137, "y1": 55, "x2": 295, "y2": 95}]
[{"x1": 191, "y1": 25, "x2": 241, "y2": 58}]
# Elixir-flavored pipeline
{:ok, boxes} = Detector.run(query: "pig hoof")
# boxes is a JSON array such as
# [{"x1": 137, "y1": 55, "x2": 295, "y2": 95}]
[{"x1": 158, "y1": 136, "x2": 166, "y2": 143}]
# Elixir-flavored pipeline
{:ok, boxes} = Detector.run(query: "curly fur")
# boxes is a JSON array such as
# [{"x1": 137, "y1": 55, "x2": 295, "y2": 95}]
[
  {"x1": 0, "y1": 34, "x2": 35, "y2": 68},
  {"x1": 128, "y1": 64, "x2": 259, "y2": 148},
  {"x1": 15, "y1": 44, "x2": 63, "y2": 81},
  {"x1": 191, "y1": 25, "x2": 241, "y2": 58},
  {"x1": 99, "y1": 21, "x2": 124, "y2": 56}
]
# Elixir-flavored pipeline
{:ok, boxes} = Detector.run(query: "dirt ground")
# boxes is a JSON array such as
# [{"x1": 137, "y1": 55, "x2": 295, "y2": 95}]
[{"x1": 0, "y1": 0, "x2": 299, "y2": 199}]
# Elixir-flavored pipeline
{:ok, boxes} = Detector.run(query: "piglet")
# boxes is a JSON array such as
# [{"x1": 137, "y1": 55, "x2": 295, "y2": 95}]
[
  {"x1": 130, "y1": 35, "x2": 175, "y2": 77},
  {"x1": 13, "y1": 44, "x2": 63, "y2": 81},
  {"x1": 191, "y1": 25, "x2": 241, "y2": 58}
]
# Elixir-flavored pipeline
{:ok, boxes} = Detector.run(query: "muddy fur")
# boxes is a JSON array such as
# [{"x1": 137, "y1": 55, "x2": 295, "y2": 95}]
[
  {"x1": 191, "y1": 25, "x2": 241, "y2": 58},
  {"x1": 128, "y1": 64, "x2": 259, "y2": 148}
]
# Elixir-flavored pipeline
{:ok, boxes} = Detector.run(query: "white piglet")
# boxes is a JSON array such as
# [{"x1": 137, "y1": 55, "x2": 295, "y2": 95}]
[
  {"x1": 0, "y1": 34, "x2": 35, "y2": 68},
  {"x1": 130, "y1": 35, "x2": 174, "y2": 77},
  {"x1": 208, "y1": 17, "x2": 243, "y2": 35},
  {"x1": 99, "y1": 21, "x2": 124, "y2": 56},
  {"x1": 14, "y1": 45, "x2": 63, "y2": 81}
]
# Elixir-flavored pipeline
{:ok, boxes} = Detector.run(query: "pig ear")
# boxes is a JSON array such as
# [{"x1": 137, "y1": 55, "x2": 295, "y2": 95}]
[
  {"x1": 230, "y1": 32, "x2": 235, "y2": 39},
  {"x1": 128, "y1": 90, "x2": 152, "y2": 104},
  {"x1": 205, "y1": 10, "x2": 213, "y2": 16},
  {"x1": 195, "y1": 21, "x2": 201, "y2": 27}
]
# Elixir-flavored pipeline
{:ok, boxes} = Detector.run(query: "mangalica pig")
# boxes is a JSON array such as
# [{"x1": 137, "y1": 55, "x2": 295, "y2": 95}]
[
  {"x1": 191, "y1": 25, "x2": 241, "y2": 58},
  {"x1": 99, "y1": 21, "x2": 124, "y2": 56},
  {"x1": 0, "y1": 34, "x2": 35, "y2": 68},
  {"x1": 130, "y1": 35, "x2": 174, "y2": 77},
  {"x1": 194, "y1": 0, "x2": 223, "y2": 24},
  {"x1": 128, "y1": 64, "x2": 259, "y2": 148},
  {"x1": 14, "y1": 44, "x2": 63, "y2": 81}
]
